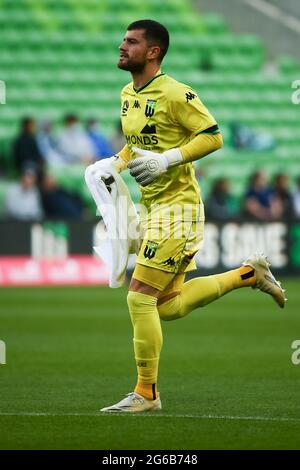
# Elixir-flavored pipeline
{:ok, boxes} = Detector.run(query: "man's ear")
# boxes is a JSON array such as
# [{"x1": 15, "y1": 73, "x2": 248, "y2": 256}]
[{"x1": 147, "y1": 45, "x2": 161, "y2": 61}]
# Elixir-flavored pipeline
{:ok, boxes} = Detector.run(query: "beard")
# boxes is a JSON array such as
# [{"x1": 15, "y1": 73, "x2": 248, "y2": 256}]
[{"x1": 117, "y1": 57, "x2": 145, "y2": 73}]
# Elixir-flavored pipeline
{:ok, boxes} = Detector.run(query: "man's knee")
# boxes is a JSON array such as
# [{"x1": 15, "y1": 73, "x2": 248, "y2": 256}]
[
  {"x1": 127, "y1": 290, "x2": 142, "y2": 310},
  {"x1": 127, "y1": 290, "x2": 158, "y2": 327},
  {"x1": 157, "y1": 294, "x2": 185, "y2": 321},
  {"x1": 127, "y1": 288, "x2": 158, "y2": 307}
]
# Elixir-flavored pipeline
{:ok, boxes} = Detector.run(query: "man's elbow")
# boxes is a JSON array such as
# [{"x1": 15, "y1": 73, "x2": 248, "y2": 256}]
[{"x1": 214, "y1": 132, "x2": 224, "y2": 150}]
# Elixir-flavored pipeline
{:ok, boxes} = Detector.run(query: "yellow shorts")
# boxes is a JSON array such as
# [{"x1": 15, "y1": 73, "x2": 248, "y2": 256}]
[{"x1": 136, "y1": 218, "x2": 204, "y2": 274}]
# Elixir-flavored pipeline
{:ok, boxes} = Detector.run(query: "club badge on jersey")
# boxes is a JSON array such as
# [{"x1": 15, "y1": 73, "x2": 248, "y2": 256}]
[
  {"x1": 143, "y1": 240, "x2": 159, "y2": 259},
  {"x1": 145, "y1": 99, "x2": 157, "y2": 118}
]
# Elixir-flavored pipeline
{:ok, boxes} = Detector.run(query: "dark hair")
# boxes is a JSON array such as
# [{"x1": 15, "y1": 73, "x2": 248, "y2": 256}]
[
  {"x1": 64, "y1": 114, "x2": 78, "y2": 124},
  {"x1": 21, "y1": 116, "x2": 34, "y2": 130},
  {"x1": 127, "y1": 19, "x2": 169, "y2": 62}
]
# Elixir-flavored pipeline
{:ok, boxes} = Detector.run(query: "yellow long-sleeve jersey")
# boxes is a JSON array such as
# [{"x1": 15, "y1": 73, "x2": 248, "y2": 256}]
[{"x1": 118, "y1": 70, "x2": 219, "y2": 221}]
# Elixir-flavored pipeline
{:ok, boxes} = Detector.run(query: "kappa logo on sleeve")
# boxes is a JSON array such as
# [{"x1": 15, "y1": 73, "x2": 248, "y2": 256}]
[{"x1": 185, "y1": 92, "x2": 196, "y2": 103}]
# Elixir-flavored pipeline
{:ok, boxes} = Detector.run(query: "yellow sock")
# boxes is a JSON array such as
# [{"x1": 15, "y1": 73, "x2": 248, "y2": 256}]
[
  {"x1": 127, "y1": 291, "x2": 162, "y2": 399},
  {"x1": 238, "y1": 265, "x2": 256, "y2": 287},
  {"x1": 135, "y1": 382, "x2": 158, "y2": 400},
  {"x1": 158, "y1": 267, "x2": 256, "y2": 321}
]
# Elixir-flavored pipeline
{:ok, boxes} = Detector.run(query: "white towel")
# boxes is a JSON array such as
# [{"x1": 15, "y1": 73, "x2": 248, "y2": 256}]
[{"x1": 85, "y1": 159, "x2": 140, "y2": 288}]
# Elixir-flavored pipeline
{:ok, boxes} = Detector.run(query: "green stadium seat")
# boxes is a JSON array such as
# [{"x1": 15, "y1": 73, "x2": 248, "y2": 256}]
[
  {"x1": 278, "y1": 55, "x2": 300, "y2": 74},
  {"x1": 201, "y1": 14, "x2": 228, "y2": 34}
]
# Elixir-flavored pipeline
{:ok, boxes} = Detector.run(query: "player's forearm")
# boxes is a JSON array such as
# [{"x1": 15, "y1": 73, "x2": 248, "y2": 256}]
[{"x1": 179, "y1": 132, "x2": 223, "y2": 164}]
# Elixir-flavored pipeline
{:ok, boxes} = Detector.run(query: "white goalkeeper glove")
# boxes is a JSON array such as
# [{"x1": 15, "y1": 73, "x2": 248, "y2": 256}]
[
  {"x1": 89, "y1": 155, "x2": 126, "y2": 193},
  {"x1": 128, "y1": 146, "x2": 183, "y2": 186}
]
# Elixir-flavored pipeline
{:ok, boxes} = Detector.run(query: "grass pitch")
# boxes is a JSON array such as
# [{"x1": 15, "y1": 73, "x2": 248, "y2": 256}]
[{"x1": 0, "y1": 280, "x2": 300, "y2": 450}]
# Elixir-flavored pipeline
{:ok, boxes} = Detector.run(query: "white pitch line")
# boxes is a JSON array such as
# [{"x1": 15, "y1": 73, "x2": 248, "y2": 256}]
[
  {"x1": 243, "y1": 0, "x2": 300, "y2": 34},
  {"x1": 0, "y1": 412, "x2": 299, "y2": 422}
]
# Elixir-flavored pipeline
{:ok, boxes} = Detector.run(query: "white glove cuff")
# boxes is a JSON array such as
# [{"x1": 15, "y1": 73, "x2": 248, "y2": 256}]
[
  {"x1": 111, "y1": 154, "x2": 127, "y2": 173},
  {"x1": 163, "y1": 148, "x2": 183, "y2": 168}
]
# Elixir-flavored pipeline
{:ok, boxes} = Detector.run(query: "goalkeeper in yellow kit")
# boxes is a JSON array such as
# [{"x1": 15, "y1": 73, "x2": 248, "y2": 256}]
[{"x1": 100, "y1": 20, "x2": 286, "y2": 412}]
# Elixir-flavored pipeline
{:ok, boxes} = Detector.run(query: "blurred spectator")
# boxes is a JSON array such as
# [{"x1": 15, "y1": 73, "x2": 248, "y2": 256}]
[
  {"x1": 5, "y1": 164, "x2": 43, "y2": 220},
  {"x1": 13, "y1": 117, "x2": 45, "y2": 175},
  {"x1": 244, "y1": 171, "x2": 281, "y2": 221},
  {"x1": 37, "y1": 120, "x2": 66, "y2": 167},
  {"x1": 0, "y1": 150, "x2": 5, "y2": 177},
  {"x1": 40, "y1": 173, "x2": 83, "y2": 219},
  {"x1": 230, "y1": 122, "x2": 275, "y2": 151},
  {"x1": 111, "y1": 120, "x2": 126, "y2": 154},
  {"x1": 273, "y1": 173, "x2": 293, "y2": 219},
  {"x1": 195, "y1": 165, "x2": 209, "y2": 200},
  {"x1": 292, "y1": 177, "x2": 300, "y2": 219},
  {"x1": 57, "y1": 114, "x2": 95, "y2": 165},
  {"x1": 86, "y1": 118, "x2": 114, "y2": 159},
  {"x1": 205, "y1": 178, "x2": 238, "y2": 220}
]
